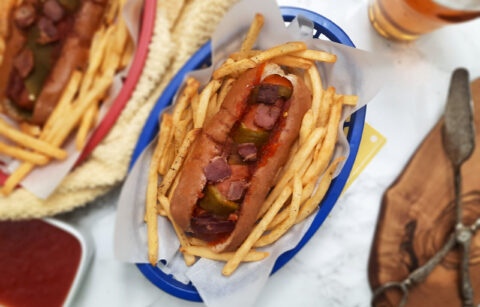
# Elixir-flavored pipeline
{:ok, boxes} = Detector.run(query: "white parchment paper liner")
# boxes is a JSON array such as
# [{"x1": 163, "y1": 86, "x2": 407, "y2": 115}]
[
  {"x1": 0, "y1": 0, "x2": 142, "y2": 199},
  {"x1": 115, "y1": 0, "x2": 389, "y2": 306}
]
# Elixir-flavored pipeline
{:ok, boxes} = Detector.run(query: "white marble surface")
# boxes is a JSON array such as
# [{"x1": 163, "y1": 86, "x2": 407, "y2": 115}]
[{"x1": 61, "y1": 0, "x2": 480, "y2": 306}]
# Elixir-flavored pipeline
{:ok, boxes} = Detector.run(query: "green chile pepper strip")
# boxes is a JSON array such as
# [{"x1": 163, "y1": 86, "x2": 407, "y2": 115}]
[{"x1": 198, "y1": 185, "x2": 239, "y2": 217}]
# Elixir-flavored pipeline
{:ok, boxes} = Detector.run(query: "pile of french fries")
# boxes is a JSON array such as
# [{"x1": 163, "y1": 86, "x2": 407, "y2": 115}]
[
  {"x1": 146, "y1": 14, "x2": 359, "y2": 276},
  {"x1": 0, "y1": 0, "x2": 133, "y2": 196}
]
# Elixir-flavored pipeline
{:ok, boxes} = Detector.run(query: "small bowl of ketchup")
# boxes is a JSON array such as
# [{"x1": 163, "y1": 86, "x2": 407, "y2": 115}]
[{"x1": 0, "y1": 218, "x2": 93, "y2": 307}]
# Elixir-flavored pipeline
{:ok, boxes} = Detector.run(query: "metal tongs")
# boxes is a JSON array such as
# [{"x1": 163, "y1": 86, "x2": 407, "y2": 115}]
[{"x1": 372, "y1": 68, "x2": 479, "y2": 307}]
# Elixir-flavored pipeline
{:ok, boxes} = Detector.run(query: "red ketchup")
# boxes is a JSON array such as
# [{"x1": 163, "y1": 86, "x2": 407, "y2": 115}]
[{"x1": 0, "y1": 220, "x2": 82, "y2": 307}]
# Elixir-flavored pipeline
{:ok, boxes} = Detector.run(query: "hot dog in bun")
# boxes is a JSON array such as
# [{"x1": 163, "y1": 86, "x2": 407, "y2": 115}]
[
  {"x1": 0, "y1": 0, "x2": 106, "y2": 124},
  {"x1": 170, "y1": 63, "x2": 312, "y2": 252},
  {"x1": 0, "y1": 0, "x2": 132, "y2": 196}
]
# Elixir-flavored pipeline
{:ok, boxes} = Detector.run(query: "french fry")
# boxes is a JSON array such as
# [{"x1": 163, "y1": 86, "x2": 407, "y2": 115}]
[
  {"x1": 213, "y1": 58, "x2": 256, "y2": 80},
  {"x1": 146, "y1": 133, "x2": 164, "y2": 266},
  {"x1": 195, "y1": 80, "x2": 221, "y2": 128},
  {"x1": 19, "y1": 122, "x2": 41, "y2": 137},
  {"x1": 43, "y1": 70, "x2": 83, "y2": 134},
  {"x1": 304, "y1": 96, "x2": 343, "y2": 183},
  {"x1": 105, "y1": 0, "x2": 119, "y2": 25},
  {"x1": 114, "y1": 14, "x2": 130, "y2": 51},
  {"x1": 318, "y1": 87, "x2": 334, "y2": 128},
  {"x1": 2, "y1": 124, "x2": 59, "y2": 196},
  {"x1": 184, "y1": 252, "x2": 197, "y2": 267},
  {"x1": 266, "y1": 207, "x2": 288, "y2": 231},
  {"x1": 167, "y1": 171, "x2": 181, "y2": 201},
  {"x1": 307, "y1": 65, "x2": 323, "y2": 125},
  {"x1": 189, "y1": 237, "x2": 207, "y2": 246},
  {"x1": 229, "y1": 50, "x2": 261, "y2": 61},
  {"x1": 101, "y1": 21, "x2": 126, "y2": 74},
  {"x1": 270, "y1": 55, "x2": 313, "y2": 70},
  {"x1": 78, "y1": 27, "x2": 112, "y2": 101},
  {"x1": 257, "y1": 127, "x2": 326, "y2": 218},
  {"x1": 89, "y1": 27, "x2": 109, "y2": 71},
  {"x1": 172, "y1": 78, "x2": 200, "y2": 125},
  {"x1": 50, "y1": 89, "x2": 99, "y2": 145},
  {"x1": 300, "y1": 181, "x2": 316, "y2": 202},
  {"x1": 190, "y1": 93, "x2": 200, "y2": 122},
  {"x1": 266, "y1": 159, "x2": 311, "y2": 230},
  {"x1": 272, "y1": 140, "x2": 312, "y2": 198},
  {"x1": 159, "y1": 141, "x2": 175, "y2": 176},
  {"x1": 335, "y1": 94, "x2": 358, "y2": 106},
  {"x1": 250, "y1": 42, "x2": 307, "y2": 64},
  {"x1": 299, "y1": 109, "x2": 314, "y2": 146},
  {"x1": 182, "y1": 246, "x2": 269, "y2": 262},
  {"x1": 222, "y1": 187, "x2": 292, "y2": 276},
  {"x1": 76, "y1": 103, "x2": 99, "y2": 150},
  {"x1": 173, "y1": 118, "x2": 190, "y2": 154},
  {"x1": 222, "y1": 58, "x2": 235, "y2": 66},
  {"x1": 239, "y1": 13, "x2": 264, "y2": 57},
  {"x1": 158, "y1": 129, "x2": 201, "y2": 195},
  {"x1": 49, "y1": 75, "x2": 112, "y2": 148},
  {"x1": 182, "y1": 104, "x2": 193, "y2": 123},
  {"x1": 0, "y1": 142, "x2": 48, "y2": 165},
  {"x1": 0, "y1": 119, "x2": 67, "y2": 160},
  {"x1": 120, "y1": 37, "x2": 134, "y2": 69},
  {"x1": 296, "y1": 157, "x2": 345, "y2": 223},
  {"x1": 158, "y1": 195, "x2": 196, "y2": 266},
  {"x1": 255, "y1": 175, "x2": 302, "y2": 247},
  {"x1": 1, "y1": 162, "x2": 34, "y2": 196},
  {"x1": 292, "y1": 49, "x2": 337, "y2": 63},
  {"x1": 158, "y1": 208, "x2": 167, "y2": 216},
  {"x1": 100, "y1": 52, "x2": 119, "y2": 82},
  {"x1": 298, "y1": 154, "x2": 313, "y2": 179},
  {"x1": 267, "y1": 180, "x2": 315, "y2": 230},
  {"x1": 156, "y1": 114, "x2": 174, "y2": 175}
]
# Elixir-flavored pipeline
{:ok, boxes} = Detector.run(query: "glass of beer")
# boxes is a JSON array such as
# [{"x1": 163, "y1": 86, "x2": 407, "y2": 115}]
[{"x1": 368, "y1": 0, "x2": 480, "y2": 41}]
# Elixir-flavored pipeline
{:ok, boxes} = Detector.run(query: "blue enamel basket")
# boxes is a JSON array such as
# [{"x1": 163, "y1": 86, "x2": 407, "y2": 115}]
[{"x1": 132, "y1": 7, "x2": 366, "y2": 302}]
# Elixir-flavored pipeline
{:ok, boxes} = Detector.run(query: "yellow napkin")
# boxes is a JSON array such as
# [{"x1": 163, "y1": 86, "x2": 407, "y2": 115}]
[{"x1": 343, "y1": 123, "x2": 386, "y2": 192}]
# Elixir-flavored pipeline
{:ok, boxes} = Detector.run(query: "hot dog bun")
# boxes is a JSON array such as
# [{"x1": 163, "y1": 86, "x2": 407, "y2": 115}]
[{"x1": 170, "y1": 64, "x2": 312, "y2": 252}]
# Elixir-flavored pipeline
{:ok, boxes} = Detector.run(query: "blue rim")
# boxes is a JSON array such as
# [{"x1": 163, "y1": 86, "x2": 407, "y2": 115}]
[{"x1": 133, "y1": 7, "x2": 366, "y2": 302}]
